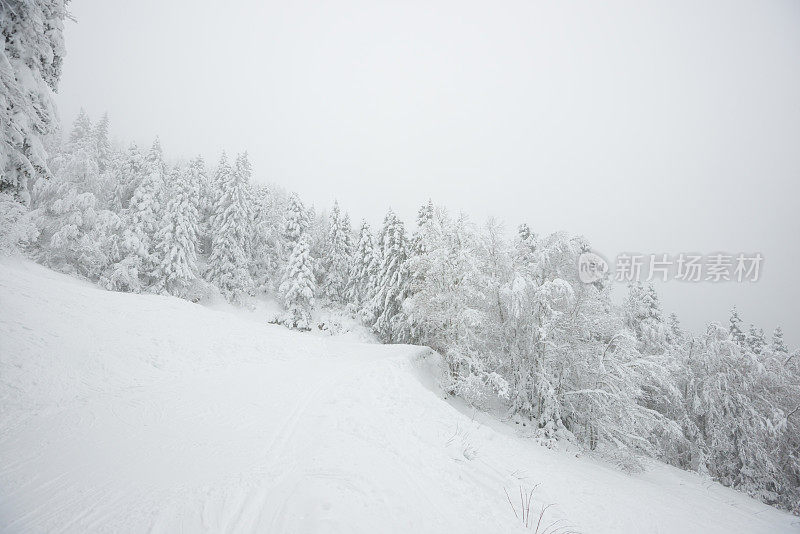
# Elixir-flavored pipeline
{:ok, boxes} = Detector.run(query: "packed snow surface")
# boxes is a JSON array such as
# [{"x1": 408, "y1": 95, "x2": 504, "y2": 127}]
[{"x1": 0, "y1": 258, "x2": 796, "y2": 533}]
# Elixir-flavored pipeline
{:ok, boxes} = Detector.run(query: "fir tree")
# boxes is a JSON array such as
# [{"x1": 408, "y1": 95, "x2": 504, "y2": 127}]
[
  {"x1": 249, "y1": 183, "x2": 282, "y2": 294},
  {"x1": 747, "y1": 325, "x2": 766, "y2": 355},
  {"x1": 370, "y1": 209, "x2": 410, "y2": 343},
  {"x1": 279, "y1": 234, "x2": 316, "y2": 330},
  {"x1": 151, "y1": 166, "x2": 200, "y2": 297},
  {"x1": 0, "y1": 0, "x2": 68, "y2": 202},
  {"x1": 30, "y1": 111, "x2": 107, "y2": 279},
  {"x1": 283, "y1": 192, "x2": 309, "y2": 245},
  {"x1": 94, "y1": 112, "x2": 111, "y2": 172},
  {"x1": 623, "y1": 282, "x2": 667, "y2": 355},
  {"x1": 772, "y1": 326, "x2": 788, "y2": 356},
  {"x1": 205, "y1": 152, "x2": 253, "y2": 303},
  {"x1": 126, "y1": 141, "x2": 167, "y2": 286},
  {"x1": 729, "y1": 306, "x2": 746, "y2": 346},
  {"x1": 411, "y1": 199, "x2": 435, "y2": 254},
  {"x1": 112, "y1": 143, "x2": 146, "y2": 211},
  {"x1": 346, "y1": 220, "x2": 377, "y2": 308},
  {"x1": 320, "y1": 200, "x2": 352, "y2": 304}
]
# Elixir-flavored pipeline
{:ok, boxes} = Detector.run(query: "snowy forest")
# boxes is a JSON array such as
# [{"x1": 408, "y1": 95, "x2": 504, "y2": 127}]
[{"x1": 3, "y1": 0, "x2": 800, "y2": 518}]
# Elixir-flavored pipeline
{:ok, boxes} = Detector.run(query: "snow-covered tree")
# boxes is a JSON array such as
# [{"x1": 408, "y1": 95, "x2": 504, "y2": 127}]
[
  {"x1": 0, "y1": 0, "x2": 68, "y2": 202},
  {"x1": 0, "y1": 192, "x2": 38, "y2": 252},
  {"x1": 29, "y1": 112, "x2": 109, "y2": 279},
  {"x1": 124, "y1": 140, "x2": 167, "y2": 284},
  {"x1": 30, "y1": 181, "x2": 107, "y2": 279},
  {"x1": 666, "y1": 312, "x2": 684, "y2": 346},
  {"x1": 405, "y1": 208, "x2": 508, "y2": 404},
  {"x1": 94, "y1": 112, "x2": 111, "y2": 172},
  {"x1": 151, "y1": 166, "x2": 200, "y2": 297},
  {"x1": 729, "y1": 306, "x2": 747, "y2": 346},
  {"x1": 370, "y1": 209, "x2": 410, "y2": 343},
  {"x1": 320, "y1": 200, "x2": 352, "y2": 304},
  {"x1": 249, "y1": 182, "x2": 284, "y2": 294},
  {"x1": 283, "y1": 192, "x2": 309, "y2": 245},
  {"x1": 772, "y1": 326, "x2": 788, "y2": 357},
  {"x1": 679, "y1": 323, "x2": 795, "y2": 506},
  {"x1": 346, "y1": 220, "x2": 378, "y2": 309},
  {"x1": 411, "y1": 199, "x2": 435, "y2": 254},
  {"x1": 205, "y1": 152, "x2": 253, "y2": 304},
  {"x1": 747, "y1": 325, "x2": 767, "y2": 355},
  {"x1": 623, "y1": 282, "x2": 667, "y2": 355},
  {"x1": 111, "y1": 143, "x2": 146, "y2": 212},
  {"x1": 279, "y1": 234, "x2": 316, "y2": 330}
]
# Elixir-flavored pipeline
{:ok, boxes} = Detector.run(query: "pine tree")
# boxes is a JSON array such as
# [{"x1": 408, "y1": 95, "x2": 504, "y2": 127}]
[
  {"x1": 30, "y1": 111, "x2": 107, "y2": 279},
  {"x1": 772, "y1": 326, "x2": 788, "y2": 356},
  {"x1": 112, "y1": 143, "x2": 146, "y2": 211},
  {"x1": 747, "y1": 325, "x2": 766, "y2": 355},
  {"x1": 623, "y1": 282, "x2": 667, "y2": 355},
  {"x1": 346, "y1": 220, "x2": 377, "y2": 309},
  {"x1": 370, "y1": 209, "x2": 410, "y2": 343},
  {"x1": 666, "y1": 312, "x2": 684, "y2": 345},
  {"x1": 126, "y1": 141, "x2": 167, "y2": 286},
  {"x1": 515, "y1": 223, "x2": 538, "y2": 269},
  {"x1": 94, "y1": 112, "x2": 111, "y2": 173},
  {"x1": 729, "y1": 306, "x2": 746, "y2": 346},
  {"x1": 205, "y1": 152, "x2": 253, "y2": 303},
  {"x1": 190, "y1": 155, "x2": 215, "y2": 257},
  {"x1": 0, "y1": 0, "x2": 68, "y2": 202},
  {"x1": 249, "y1": 183, "x2": 282, "y2": 294},
  {"x1": 283, "y1": 192, "x2": 309, "y2": 245},
  {"x1": 320, "y1": 200, "x2": 352, "y2": 304},
  {"x1": 279, "y1": 234, "x2": 316, "y2": 330},
  {"x1": 151, "y1": 166, "x2": 200, "y2": 297},
  {"x1": 411, "y1": 199, "x2": 435, "y2": 254},
  {"x1": 66, "y1": 109, "x2": 94, "y2": 152}
]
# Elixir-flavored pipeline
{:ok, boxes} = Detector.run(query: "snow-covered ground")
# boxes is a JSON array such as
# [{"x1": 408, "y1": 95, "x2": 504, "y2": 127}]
[{"x1": 0, "y1": 258, "x2": 796, "y2": 534}]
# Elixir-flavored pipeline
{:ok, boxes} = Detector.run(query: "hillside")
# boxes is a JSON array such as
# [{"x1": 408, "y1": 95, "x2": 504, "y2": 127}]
[{"x1": 0, "y1": 258, "x2": 796, "y2": 533}]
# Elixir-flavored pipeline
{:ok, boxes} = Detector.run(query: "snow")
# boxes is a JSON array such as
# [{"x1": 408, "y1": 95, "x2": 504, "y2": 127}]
[{"x1": 0, "y1": 257, "x2": 796, "y2": 533}]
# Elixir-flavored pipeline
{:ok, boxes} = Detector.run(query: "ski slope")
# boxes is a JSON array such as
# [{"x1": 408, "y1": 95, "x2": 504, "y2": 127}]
[{"x1": 0, "y1": 258, "x2": 796, "y2": 533}]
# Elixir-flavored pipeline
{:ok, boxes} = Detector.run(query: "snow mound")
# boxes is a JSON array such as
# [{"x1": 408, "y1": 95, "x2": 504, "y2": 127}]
[{"x1": 0, "y1": 258, "x2": 796, "y2": 533}]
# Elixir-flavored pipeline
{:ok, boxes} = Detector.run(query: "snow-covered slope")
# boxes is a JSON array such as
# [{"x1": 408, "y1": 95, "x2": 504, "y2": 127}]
[{"x1": 0, "y1": 258, "x2": 796, "y2": 534}]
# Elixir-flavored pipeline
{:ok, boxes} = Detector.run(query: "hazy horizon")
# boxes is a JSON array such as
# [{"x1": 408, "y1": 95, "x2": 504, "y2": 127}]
[{"x1": 55, "y1": 0, "x2": 800, "y2": 345}]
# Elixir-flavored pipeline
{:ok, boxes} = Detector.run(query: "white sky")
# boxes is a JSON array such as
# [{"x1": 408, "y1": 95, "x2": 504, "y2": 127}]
[{"x1": 56, "y1": 0, "x2": 800, "y2": 345}]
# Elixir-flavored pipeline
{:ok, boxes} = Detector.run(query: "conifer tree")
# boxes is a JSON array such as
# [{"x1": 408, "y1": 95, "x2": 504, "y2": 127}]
[
  {"x1": 279, "y1": 234, "x2": 316, "y2": 330},
  {"x1": 346, "y1": 220, "x2": 377, "y2": 308},
  {"x1": 772, "y1": 326, "x2": 788, "y2": 356},
  {"x1": 370, "y1": 209, "x2": 410, "y2": 342},
  {"x1": 151, "y1": 166, "x2": 200, "y2": 297},
  {"x1": 205, "y1": 152, "x2": 253, "y2": 303},
  {"x1": 747, "y1": 325, "x2": 766, "y2": 355},
  {"x1": 321, "y1": 200, "x2": 352, "y2": 304},
  {"x1": 283, "y1": 192, "x2": 309, "y2": 245},
  {"x1": 411, "y1": 199, "x2": 435, "y2": 254},
  {"x1": 249, "y1": 184, "x2": 282, "y2": 294},
  {"x1": 126, "y1": 140, "x2": 167, "y2": 286},
  {"x1": 94, "y1": 112, "x2": 111, "y2": 172},
  {"x1": 30, "y1": 111, "x2": 107, "y2": 279},
  {"x1": 112, "y1": 143, "x2": 146, "y2": 211},
  {"x1": 729, "y1": 306, "x2": 746, "y2": 346},
  {"x1": 623, "y1": 282, "x2": 667, "y2": 355},
  {"x1": 0, "y1": 0, "x2": 68, "y2": 202}
]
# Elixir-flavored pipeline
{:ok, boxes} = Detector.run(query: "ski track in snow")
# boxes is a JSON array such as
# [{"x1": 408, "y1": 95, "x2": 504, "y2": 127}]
[{"x1": 0, "y1": 257, "x2": 797, "y2": 533}]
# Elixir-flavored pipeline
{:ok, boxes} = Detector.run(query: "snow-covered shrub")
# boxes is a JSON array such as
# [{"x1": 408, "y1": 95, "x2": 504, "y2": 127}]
[{"x1": 0, "y1": 193, "x2": 39, "y2": 253}]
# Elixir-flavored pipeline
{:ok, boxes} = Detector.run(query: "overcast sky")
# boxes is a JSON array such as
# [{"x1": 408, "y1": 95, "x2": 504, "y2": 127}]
[{"x1": 56, "y1": 0, "x2": 800, "y2": 345}]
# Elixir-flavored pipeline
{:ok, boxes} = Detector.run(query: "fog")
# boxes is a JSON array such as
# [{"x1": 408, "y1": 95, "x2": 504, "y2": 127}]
[{"x1": 56, "y1": 0, "x2": 800, "y2": 344}]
